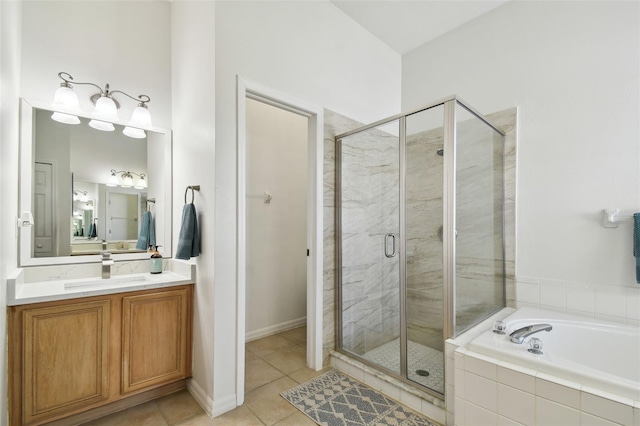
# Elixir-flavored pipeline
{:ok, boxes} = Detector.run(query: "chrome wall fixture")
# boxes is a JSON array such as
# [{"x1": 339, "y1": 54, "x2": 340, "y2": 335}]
[
  {"x1": 51, "y1": 71, "x2": 153, "y2": 139},
  {"x1": 108, "y1": 169, "x2": 147, "y2": 189}
]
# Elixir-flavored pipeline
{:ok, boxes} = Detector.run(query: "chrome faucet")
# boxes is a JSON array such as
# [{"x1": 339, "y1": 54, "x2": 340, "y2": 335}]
[
  {"x1": 509, "y1": 323, "x2": 552, "y2": 344},
  {"x1": 101, "y1": 252, "x2": 114, "y2": 279}
]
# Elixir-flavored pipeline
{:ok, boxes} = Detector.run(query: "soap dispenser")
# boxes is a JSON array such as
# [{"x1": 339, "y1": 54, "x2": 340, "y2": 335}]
[{"x1": 149, "y1": 245, "x2": 163, "y2": 274}]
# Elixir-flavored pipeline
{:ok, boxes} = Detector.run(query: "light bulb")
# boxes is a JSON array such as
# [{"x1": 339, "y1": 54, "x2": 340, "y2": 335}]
[
  {"x1": 93, "y1": 95, "x2": 118, "y2": 120},
  {"x1": 51, "y1": 84, "x2": 81, "y2": 124},
  {"x1": 129, "y1": 104, "x2": 152, "y2": 128},
  {"x1": 107, "y1": 171, "x2": 118, "y2": 187},
  {"x1": 123, "y1": 126, "x2": 146, "y2": 139},
  {"x1": 52, "y1": 85, "x2": 79, "y2": 109},
  {"x1": 89, "y1": 119, "x2": 115, "y2": 132},
  {"x1": 134, "y1": 175, "x2": 147, "y2": 190},
  {"x1": 121, "y1": 173, "x2": 133, "y2": 188},
  {"x1": 51, "y1": 112, "x2": 81, "y2": 125}
]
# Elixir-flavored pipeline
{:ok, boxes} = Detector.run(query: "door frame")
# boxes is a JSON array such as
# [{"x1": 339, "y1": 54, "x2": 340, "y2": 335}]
[
  {"x1": 33, "y1": 160, "x2": 56, "y2": 258},
  {"x1": 236, "y1": 76, "x2": 324, "y2": 405}
]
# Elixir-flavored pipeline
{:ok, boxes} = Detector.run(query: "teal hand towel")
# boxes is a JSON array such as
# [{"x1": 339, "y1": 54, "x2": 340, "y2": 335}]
[
  {"x1": 634, "y1": 213, "x2": 640, "y2": 284},
  {"x1": 136, "y1": 211, "x2": 156, "y2": 250},
  {"x1": 176, "y1": 203, "x2": 200, "y2": 260}
]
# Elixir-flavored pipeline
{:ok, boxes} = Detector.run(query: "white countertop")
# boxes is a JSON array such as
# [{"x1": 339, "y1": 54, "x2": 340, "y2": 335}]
[{"x1": 7, "y1": 260, "x2": 196, "y2": 306}]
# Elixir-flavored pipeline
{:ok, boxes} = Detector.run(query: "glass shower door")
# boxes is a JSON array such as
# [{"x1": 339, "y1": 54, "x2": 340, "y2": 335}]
[
  {"x1": 405, "y1": 105, "x2": 445, "y2": 394},
  {"x1": 337, "y1": 119, "x2": 401, "y2": 375}
]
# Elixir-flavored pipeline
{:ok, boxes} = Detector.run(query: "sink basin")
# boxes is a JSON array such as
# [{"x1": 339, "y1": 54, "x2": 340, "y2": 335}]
[{"x1": 64, "y1": 275, "x2": 148, "y2": 290}]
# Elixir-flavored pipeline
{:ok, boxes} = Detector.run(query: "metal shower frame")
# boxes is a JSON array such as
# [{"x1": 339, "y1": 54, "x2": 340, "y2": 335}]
[{"x1": 334, "y1": 95, "x2": 506, "y2": 399}]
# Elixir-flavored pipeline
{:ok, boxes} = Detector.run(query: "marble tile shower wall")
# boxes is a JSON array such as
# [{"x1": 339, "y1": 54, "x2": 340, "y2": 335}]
[
  {"x1": 455, "y1": 115, "x2": 506, "y2": 333},
  {"x1": 323, "y1": 109, "x2": 365, "y2": 364},
  {"x1": 405, "y1": 128, "x2": 444, "y2": 351},
  {"x1": 340, "y1": 128, "x2": 401, "y2": 355}
]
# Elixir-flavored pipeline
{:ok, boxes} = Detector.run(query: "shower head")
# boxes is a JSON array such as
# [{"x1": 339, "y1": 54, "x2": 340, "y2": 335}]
[{"x1": 436, "y1": 147, "x2": 444, "y2": 157}]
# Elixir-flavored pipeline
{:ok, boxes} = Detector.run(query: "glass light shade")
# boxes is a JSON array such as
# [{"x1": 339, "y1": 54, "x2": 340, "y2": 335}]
[
  {"x1": 89, "y1": 119, "x2": 115, "y2": 132},
  {"x1": 51, "y1": 112, "x2": 81, "y2": 125},
  {"x1": 129, "y1": 105, "x2": 152, "y2": 128},
  {"x1": 80, "y1": 192, "x2": 88, "y2": 202},
  {"x1": 123, "y1": 126, "x2": 146, "y2": 139},
  {"x1": 134, "y1": 176, "x2": 147, "y2": 190},
  {"x1": 93, "y1": 96, "x2": 118, "y2": 121},
  {"x1": 107, "y1": 172, "x2": 119, "y2": 187},
  {"x1": 52, "y1": 85, "x2": 79, "y2": 109},
  {"x1": 121, "y1": 174, "x2": 134, "y2": 188}
]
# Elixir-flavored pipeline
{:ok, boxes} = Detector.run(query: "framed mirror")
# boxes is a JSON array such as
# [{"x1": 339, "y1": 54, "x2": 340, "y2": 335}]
[{"x1": 19, "y1": 98, "x2": 172, "y2": 266}]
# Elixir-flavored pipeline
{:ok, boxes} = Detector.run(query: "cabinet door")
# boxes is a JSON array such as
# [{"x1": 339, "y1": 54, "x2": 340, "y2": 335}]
[
  {"x1": 22, "y1": 300, "x2": 110, "y2": 424},
  {"x1": 122, "y1": 288, "x2": 191, "y2": 393}
]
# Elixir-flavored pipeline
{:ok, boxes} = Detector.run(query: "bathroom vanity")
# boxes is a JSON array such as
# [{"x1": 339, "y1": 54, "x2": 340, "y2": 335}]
[
  {"x1": 8, "y1": 98, "x2": 194, "y2": 425},
  {"x1": 8, "y1": 283, "x2": 193, "y2": 426}
]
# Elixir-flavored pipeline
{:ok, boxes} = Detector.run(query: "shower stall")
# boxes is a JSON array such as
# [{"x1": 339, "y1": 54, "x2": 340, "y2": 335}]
[{"x1": 335, "y1": 96, "x2": 506, "y2": 398}]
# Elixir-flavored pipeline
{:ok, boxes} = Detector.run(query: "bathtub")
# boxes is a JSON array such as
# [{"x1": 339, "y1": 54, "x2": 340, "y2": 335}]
[{"x1": 466, "y1": 306, "x2": 640, "y2": 401}]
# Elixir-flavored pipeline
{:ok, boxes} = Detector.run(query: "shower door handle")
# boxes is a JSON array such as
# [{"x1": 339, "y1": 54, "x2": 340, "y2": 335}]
[{"x1": 384, "y1": 233, "x2": 397, "y2": 258}]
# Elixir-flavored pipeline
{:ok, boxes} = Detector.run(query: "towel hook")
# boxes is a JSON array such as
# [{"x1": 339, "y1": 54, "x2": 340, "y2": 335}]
[
  {"x1": 185, "y1": 185, "x2": 200, "y2": 204},
  {"x1": 146, "y1": 198, "x2": 156, "y2": 211}
]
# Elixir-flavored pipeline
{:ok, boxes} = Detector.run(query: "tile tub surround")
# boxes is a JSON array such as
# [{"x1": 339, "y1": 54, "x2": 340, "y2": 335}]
[
  {"x1": 7, "y1": 259, "x2": 195, "y2": 305},
  {"x1": 516, "y1": 276, "x2": 640, "y2": 326},
  {"x1": 453, "y1": 347, "x2": 640, "y2": 426},
  {"x1": 448, "y1": 308, "x2": 640, "y2": 426}
]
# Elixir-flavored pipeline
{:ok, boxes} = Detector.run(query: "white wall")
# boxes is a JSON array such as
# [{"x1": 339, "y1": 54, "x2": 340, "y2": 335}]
[
  {"x1": 171, "y1": 0, "x2": 216, "y2": 413},
  {"x1": 402, "y1": 1, "x2": 640, "y2": 288},
  {"x1": 0, "y1": 2, "x2": 22, "y2": 424},
  {"x1": 245, "y1": 99, "x2": 308, "y2": 337},
  {"x1": 214, "y1": 0, "x2": 401, "y2": 410}
]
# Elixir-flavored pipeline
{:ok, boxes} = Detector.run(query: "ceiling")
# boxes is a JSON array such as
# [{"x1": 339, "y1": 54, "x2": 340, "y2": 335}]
[{"x1": 331, "y1": 0, "x2": 509, "y2": 55}]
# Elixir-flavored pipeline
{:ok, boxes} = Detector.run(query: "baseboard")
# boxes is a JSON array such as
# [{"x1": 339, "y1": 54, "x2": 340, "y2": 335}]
[
  {"x1": 186, "y1": 378, "x2": 214, "y2": 418},
  {"x1": 46, "y1": 381, "x2": 186, "y2": 426},
  {"x1": 211, "y1": 393, "x2": 238, "y2": 418},
  {"x1": 245, "y1": 317, "x2": 306, "y2": 342}
]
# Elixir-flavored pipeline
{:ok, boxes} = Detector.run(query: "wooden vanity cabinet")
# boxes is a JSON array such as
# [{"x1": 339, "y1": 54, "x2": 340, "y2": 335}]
[
  {"x1": 8, "y1": 285, "x2": 193, "y2": 426},
  {"x1": 122, "y1": 288, "x2": 192, "y2": 393}
]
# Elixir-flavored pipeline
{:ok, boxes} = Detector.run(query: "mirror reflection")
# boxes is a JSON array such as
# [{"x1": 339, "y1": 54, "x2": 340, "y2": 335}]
[{"x1": 31, "y1": 106, "x2": 165, "y2": 259}]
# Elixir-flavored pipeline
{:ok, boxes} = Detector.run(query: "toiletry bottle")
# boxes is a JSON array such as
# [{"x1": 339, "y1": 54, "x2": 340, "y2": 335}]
[{"x1": 150, "y1": 245, "x2": 163, "y2": 274}]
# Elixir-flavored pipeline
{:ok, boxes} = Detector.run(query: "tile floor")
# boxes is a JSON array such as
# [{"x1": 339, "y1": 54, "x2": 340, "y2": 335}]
[{"x1": 83, "y1": 326, "x2": 332, "y2": 425}]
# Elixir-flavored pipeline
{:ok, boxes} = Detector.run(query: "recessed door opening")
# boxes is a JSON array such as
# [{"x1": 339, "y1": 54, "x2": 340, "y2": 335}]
[
  {"x1": 244, "y1": 98, "x2": 309, "y2": 393},
  {"x1": 236, "y1": 77, "x2": 324, "y2": 408}
]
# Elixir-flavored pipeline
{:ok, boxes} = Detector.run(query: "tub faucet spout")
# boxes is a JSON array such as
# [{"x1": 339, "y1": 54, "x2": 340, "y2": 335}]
[{"x1": 509, "y1": 323, "x2": 552, "y2": 344}]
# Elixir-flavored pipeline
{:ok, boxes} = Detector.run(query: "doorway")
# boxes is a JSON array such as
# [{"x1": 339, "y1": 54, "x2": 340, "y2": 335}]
[
  {"x1": 236, "y1": 77, "x2": 324, "y2": 406},
  {"x1": 33, "y1": 161, "x2": 55, "y2": 257},
  {"x1": 245, "y1": 99, "x2": 308, "y2": 340},
  {"x1": 106, "y1": 191, "x2": 141, "y2": 240}
]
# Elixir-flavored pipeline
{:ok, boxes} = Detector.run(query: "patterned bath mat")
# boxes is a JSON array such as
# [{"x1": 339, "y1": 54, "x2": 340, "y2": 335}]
[{"x1": 280, "y1": 369, "x2": 438, "y2": 426}]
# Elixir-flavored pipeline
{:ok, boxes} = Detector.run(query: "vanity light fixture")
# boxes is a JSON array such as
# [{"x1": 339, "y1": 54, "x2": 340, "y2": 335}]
[
  {"x1": 73, "y1": 190, "x2": 88, "y2": 202},
  {"x1": 51, "y1": 72, "x2": 153, "y2": 138},
  {"x1": 107, "y1": 169, "x2": 147, "y2": 190}
]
